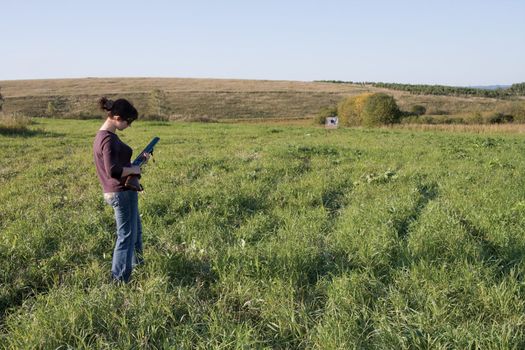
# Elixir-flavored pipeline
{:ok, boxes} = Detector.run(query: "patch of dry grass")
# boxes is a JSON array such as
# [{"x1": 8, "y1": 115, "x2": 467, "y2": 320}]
[{"x1": 0, "y1": 113, "x2": 32, "y2": 133}]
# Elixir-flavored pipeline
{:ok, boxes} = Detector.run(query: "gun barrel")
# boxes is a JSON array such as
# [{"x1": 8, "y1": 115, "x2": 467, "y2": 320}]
[{"x1": 132, "y1": 137, "x2": 160, "y2": 166}]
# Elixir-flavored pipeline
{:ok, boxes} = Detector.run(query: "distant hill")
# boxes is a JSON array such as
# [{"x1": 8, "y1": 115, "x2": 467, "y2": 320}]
[
  {"x1": 0, "y1": 77, "x2": 371, "y2": 120},
  {"x1": 0, "y1": 77, "x2": 522, "y2": 121}
]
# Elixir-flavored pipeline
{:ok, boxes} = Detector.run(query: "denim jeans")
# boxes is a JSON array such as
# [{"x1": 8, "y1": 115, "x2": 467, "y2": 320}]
[{"x1": 104, "y1": 191, "x2": 143, "y2": 283}]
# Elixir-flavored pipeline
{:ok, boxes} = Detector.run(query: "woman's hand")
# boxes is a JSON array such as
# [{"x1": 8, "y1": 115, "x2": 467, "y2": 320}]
[{"x1": 142, "y1": 152, "x2": 152, "y2": 164}]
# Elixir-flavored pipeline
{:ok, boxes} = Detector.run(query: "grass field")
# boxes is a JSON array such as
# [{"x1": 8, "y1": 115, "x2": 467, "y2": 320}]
[{"x1": 2, "y1": 118, "x2": 525, "y2": 348}]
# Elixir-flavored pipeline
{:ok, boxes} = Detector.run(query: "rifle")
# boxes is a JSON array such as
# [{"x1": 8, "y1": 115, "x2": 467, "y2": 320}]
[{"x1": 125, "y1": 137, "x2": 160, "y2": 191}]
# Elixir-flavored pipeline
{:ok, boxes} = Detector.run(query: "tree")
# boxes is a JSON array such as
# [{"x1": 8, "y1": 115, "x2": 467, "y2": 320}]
[
  {"x1": 337, "y1": 93, "x2": 372, "y2": 126},
  {"x1": 361, "y1": 93, "x2": 401, "y2": 126}
]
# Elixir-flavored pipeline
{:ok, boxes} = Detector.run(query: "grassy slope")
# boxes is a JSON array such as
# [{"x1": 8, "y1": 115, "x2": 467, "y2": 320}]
[
  {"x1": 1, "y1": 119, "x2": 525, "y2": 348},
  {"x1": 0, "y1": 77, "x2": 514, "y2": 120}
]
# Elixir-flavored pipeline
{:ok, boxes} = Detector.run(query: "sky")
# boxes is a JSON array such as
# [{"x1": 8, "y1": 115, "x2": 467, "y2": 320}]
[{"x1": 1, "y1": 0, "x2": 524, "y2": 86}]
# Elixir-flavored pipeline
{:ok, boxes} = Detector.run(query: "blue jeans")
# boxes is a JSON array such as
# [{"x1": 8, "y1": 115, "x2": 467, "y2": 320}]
[{"x1": 104, "y1": 191, "x2": 143, "y2": 283}]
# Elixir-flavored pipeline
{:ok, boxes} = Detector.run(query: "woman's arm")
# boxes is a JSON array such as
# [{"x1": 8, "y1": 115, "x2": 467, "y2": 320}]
[
  {"x1": 121, "y1": 165, "x2": 141, "y2": 178},
  {"x1": 120, "y1": 152, "x2": 150, "y2": 177}
]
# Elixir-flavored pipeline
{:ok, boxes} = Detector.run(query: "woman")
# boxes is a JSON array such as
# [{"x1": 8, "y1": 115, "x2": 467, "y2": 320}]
[{"x1": 93, "y1": 97, "x2": 149, "y2": 283}]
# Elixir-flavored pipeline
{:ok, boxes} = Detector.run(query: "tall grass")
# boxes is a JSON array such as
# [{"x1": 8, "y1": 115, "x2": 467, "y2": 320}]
[
  {"x1": 1, "y1": 119, "x2": 525, "y2": 348},
  {"x1": 0, "y1": 113, "x2": 32, "y2": 134}
]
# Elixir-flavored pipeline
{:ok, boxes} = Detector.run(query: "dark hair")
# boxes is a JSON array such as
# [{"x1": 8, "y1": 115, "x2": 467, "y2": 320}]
[{"x1": 98, "y1": 97, "x2": 138, "y2": 123}]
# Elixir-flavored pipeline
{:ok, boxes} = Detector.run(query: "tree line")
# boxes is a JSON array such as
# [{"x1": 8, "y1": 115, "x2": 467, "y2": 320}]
[{"x1": 316, "y1": 81, "x2": 525, "y2": 98}]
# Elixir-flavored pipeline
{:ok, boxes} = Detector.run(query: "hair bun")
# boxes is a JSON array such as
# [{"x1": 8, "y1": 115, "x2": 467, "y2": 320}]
[{"x1": 98, "y1": 97, "x2": 114, "y2": 111}]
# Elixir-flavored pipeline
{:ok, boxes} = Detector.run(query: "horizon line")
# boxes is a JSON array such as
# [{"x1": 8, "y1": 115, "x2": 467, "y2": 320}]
[{"x1": 0, "y1": 75, "x2": 520, "y2": 88}]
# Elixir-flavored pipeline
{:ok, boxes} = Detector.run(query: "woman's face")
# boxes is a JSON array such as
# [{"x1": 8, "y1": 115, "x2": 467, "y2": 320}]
[{"x1": 114, "y1": 116, "x2": 130, "y2": 130}]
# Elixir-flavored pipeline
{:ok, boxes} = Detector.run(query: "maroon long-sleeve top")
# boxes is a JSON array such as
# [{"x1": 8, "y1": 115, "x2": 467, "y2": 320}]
[{"x1": 93, "y1": 130, "x2": 133, "y2": 193}]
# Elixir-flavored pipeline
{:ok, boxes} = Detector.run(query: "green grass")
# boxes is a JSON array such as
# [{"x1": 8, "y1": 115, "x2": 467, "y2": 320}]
[{"x1": 2, "y1": 119, "x2": 525, "y2": 348}]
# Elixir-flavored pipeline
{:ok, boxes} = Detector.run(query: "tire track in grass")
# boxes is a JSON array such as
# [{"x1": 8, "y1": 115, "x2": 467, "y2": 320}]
[
  {"x1": 449, "y1": 210, "x2": 500, "y2": 266},
  {"x1": 393, "y1": 182, "x2": 439, "y2": 242},
  {"x1": 316, "y1": 178, "x2": 356, "y2": 277},
  {"x1": 162, "y1": 148, "x2": 318, "y2": 288},
  {"x1": 285, "y1": 145, "x2": 361, "y2": 282},
  {"x1": 427, "y1": 206, "x2": 508, "y2": 272},
  {"x1": 386, "y1": 181, "x2": 439, "y2": 273},
  {"x1": 200, "y1": 148, "x2": 354, "y2": 348},
  {"x1": 290, "y1": 176, "x2": 356, "y2": 335},
  {"x1": 347, "y1": 181, "x2": 440, "y2": 347},
  {"x1": 158, "y1": 150, "x2": 324, "y2": 347},
  {"x1": 259, "y1": 176, "x2": 355, "y2": 349}
]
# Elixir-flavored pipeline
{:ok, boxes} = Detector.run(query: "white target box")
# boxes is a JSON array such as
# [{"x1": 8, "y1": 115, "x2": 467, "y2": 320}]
[{"x1": 325, "y1": 116, "x2": 339, "y2": 129}]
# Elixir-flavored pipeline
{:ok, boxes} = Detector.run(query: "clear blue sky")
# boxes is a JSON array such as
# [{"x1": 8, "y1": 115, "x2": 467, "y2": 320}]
[{"x1": 1, "y1": 0, "x2": 524, "y2": 86}]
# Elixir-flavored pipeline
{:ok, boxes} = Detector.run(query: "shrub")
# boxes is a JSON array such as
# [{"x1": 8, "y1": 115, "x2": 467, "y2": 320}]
[
  {"x1": 314, "y1": 106, "x2": 338, "y2": 125},
  {"x1": 467, "y1": 112, "x2": 484, "y2": 124},
  {"x1": 0, "y1": 112, "x2": 32, "y2": 133},
  {"x1": 361, "y1": 93, "x2": 401, "y2": 126},
  {"x1": 146, "y1": 89, "x2": 168, "y2": 120},
  {"x1": 410, "y1": 105, "x2": 427, "y2": 116},
  {"x1": 486, "y1": 112, "x2": 513, "y2": 124},
  {"x1": 45, "y1": 97, "x2": 68, "y2": 117},
  {"x1": 337, "y1": 93, "x2": 372, "y2": 126},
  {"x1": 426, "y1": 108, "x2": 450, "y2": 115},
  {"x1": 46, "y1": 101, "x2": 56, "y2": 116},
  {"x1": 400, "y1": 115, "x2": 421, "y2": 124},
  {"x1": 509, "y1": 101, "x2": 525, "y2": 123}
]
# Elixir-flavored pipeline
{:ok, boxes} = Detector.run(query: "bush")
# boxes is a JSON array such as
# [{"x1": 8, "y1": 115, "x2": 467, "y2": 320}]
[
  {"x1": 314, "y1": 106, "x2": 338, "y2": 125},
  {"x1": 337, "y1": 93, "x2": 401, "y2": 127},
  {"x1": 146, "y1": 89, "x2": 168, "y2": 119},
  {"x1": 425, "y1": 108, "x2": 449, "y2": 115},
  {"x1": 337, "y1": 93, "x2": 372, "y2": 126},
  {"x1": 361, "y1": 93, "x2": 401, "y2": 126},
  {"x1": 509, "y1": 101, "x2": 525, "y2": 123},
  {"x1": 46, "y1": 101, "x2": 56, "y2": 116},
  {"x1": 466, "y1": 112, "x2": 484, "y2": 124},
  {"x1": 400, "y1": 115, "x2": 421, "y2": 124},
  {"x1": 0, "y1": 112, "x2": 32, "y2": 133},
  {"x1": 410, "y1": 105, "x2": 427, "y2": 116},
  {"x1": 486, "y1": 112, "x2": 513, "y2": 124}
]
